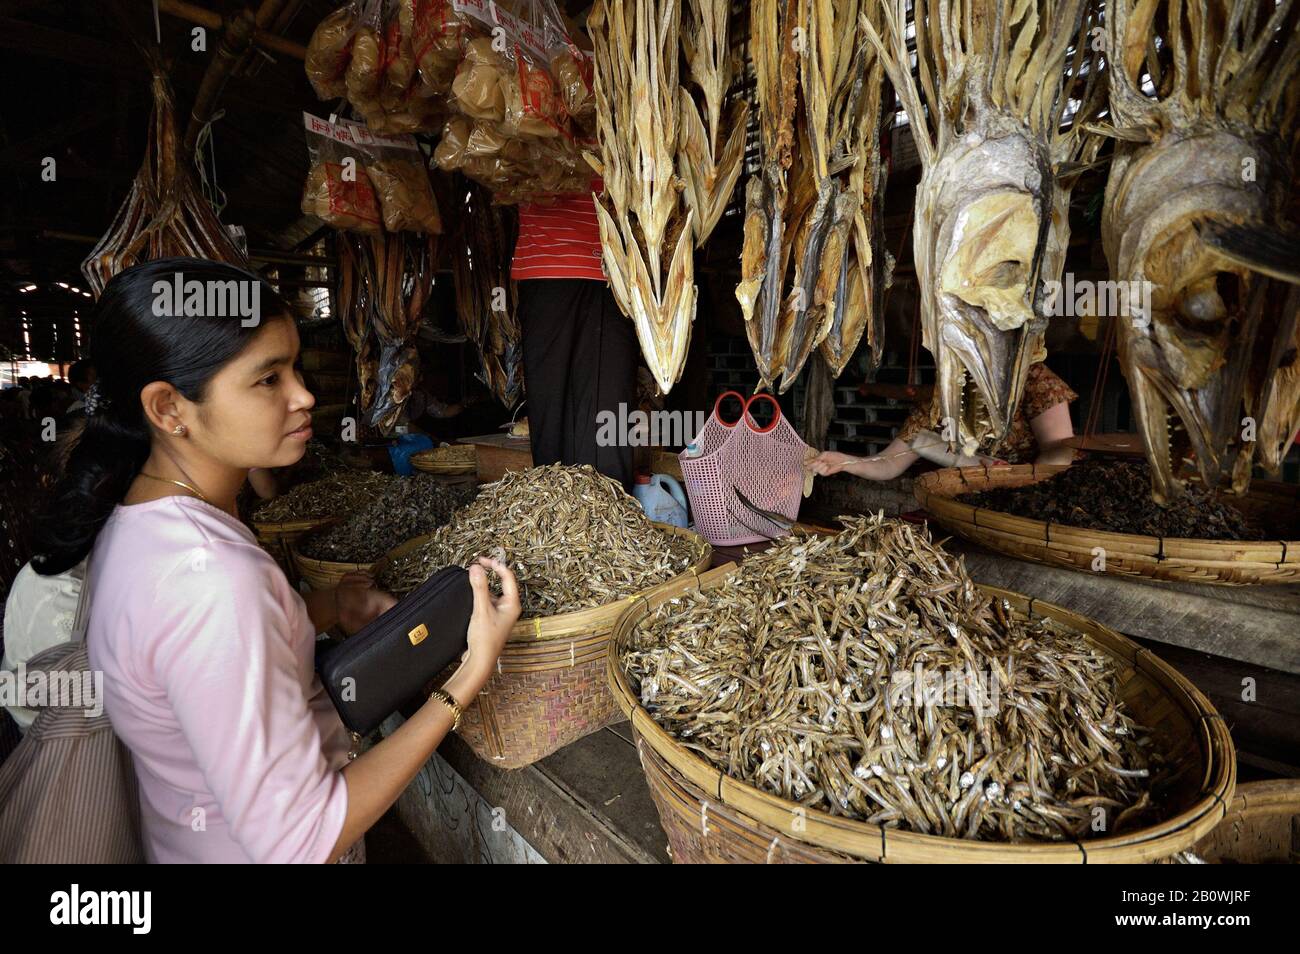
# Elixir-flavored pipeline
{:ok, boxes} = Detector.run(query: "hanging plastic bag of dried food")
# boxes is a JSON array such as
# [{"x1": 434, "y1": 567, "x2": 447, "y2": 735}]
[
  {"x1": 341, "y1": 119, "x2": 443, "y2": 234},
  {"x1": 451, "y1": 35, "x2": 509, "y2": 120},
  {"x1": 301, "y1": 113, "x2": 384, "y2": 233},
  {"x1": 493, "y1": 2, "x2": 566, "y2": 140},
  {"x1": 346, "y1": 0, "x2": 387, "y2": 114},
  {"x1": 542, "y1": 4, "x2": 593, "y2": 129},
  {"x1": 306, "y1": 3, "x2": 360, "y2": 100},
  {"x1": 411, "y1": 0, "x2": 491, "y2": 99},
  {"x1": 433, "y1": 115, "x2": 471, "y2": 170}
]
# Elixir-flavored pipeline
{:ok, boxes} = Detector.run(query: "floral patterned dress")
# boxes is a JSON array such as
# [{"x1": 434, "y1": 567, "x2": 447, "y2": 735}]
[{"x1": 895, "y1": 363, "x2": 1078, "y2": 463}]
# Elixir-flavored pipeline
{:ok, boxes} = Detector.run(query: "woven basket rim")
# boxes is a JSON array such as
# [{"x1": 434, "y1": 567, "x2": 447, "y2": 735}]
[
  {"x1": 914, "y1": 464, "x2": 1300, "y2": 551},
  {"x1": 607, "y1": 564, "x2": 1236, "y2": 863}
]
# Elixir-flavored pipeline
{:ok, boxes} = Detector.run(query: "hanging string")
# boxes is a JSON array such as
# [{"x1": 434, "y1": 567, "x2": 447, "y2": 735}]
[
  {"x1": 193, "y1": 109, "x2": 229, "y2": 217},
  {"x1": 1084, "y1": 312, "x2": 1118, "y2": 440}
]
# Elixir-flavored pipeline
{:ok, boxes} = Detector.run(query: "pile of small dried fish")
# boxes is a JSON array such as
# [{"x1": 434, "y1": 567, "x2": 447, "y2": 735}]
[
  {"x1": 623, "y1": 515, "x2": 1166, "y2": 842},
  {"x1": 588, "y1": 0, "x2": 698, "y2": 394},
  {"x1": 299, "y1": 476, "x2": 478, "y2": 563},
  {"x1": 253, "y1": 471, "x2": 394, "y2": 524},
  {"x1": 378, "y1": 464, "x2": 705, "y2": 617},
  {"x1": 962, "y1": 459, "x2": 1270, "y2": 541},
  {"x1": 736, "y1": 0, "x2": 889, "y2": 392},
  {"x1": 82, "y1": 70, "x2": 249, "y2": 298}
]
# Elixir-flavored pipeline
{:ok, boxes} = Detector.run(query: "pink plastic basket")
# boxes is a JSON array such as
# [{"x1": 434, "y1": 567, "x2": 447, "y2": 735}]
[{"x1": 679, "y1": 391, "x2": 811, "y2": 546}]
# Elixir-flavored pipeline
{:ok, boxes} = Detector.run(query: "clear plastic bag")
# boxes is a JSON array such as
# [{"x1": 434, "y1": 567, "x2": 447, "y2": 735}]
[
  {"x1": 451, "y1": 35, "x2": 508, "y2": 120},
  {"x1": 305, "y1": 3, "x2": 359, "y2": 101},
  {"x1": 300, "y1": 113, "x2": 384, "y2": 233},
  {"x1": 340, "y1": 118, "x2": 443, "y2": 234}
]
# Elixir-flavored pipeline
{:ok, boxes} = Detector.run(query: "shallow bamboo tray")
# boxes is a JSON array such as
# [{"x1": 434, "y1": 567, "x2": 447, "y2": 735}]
[
  {"x1": 914, "y1": 464, "x2": 1300, "y2": 586},
  {"x1": 373, "y1": 523, "x2": 712, "y2": 768},
  {"x1": 1184, "y1": 780, "x2": 1300, "y2": 864},
  {"x1": 608, "y1": 563, "x2": 1235, "y2": 863},
  {"x1": 410, "y1": 444, "x2": 478, "y2": 476}
]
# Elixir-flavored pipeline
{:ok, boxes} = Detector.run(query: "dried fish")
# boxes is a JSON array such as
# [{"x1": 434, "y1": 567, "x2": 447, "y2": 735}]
[
  {"x1": 589, "y1": 0, "x2": 698, "y2": 393},
  {"x1": 962, "y1": 458, "x2": 1281, "y2": 540},
  {"x1": 253, "y1": 471, "x2": 394, "y2": 524},
  {"x1": 677, "y1": 0, "x2": 750, "y2": 246},
  {"x1": 299, "y1": 476, "x2": 478, "y2": 563},
  {"x1": 738, "y1": 0, "x2": 888, "y2": 393},
  {"x1": 377, "y1": 464, "x2": 707, "y2": 617},
  {"x1": 863, "y1": 0, "x2": 1102, "y2": 452},
  {"x1": 1101, "y1": 0, "x2": 1300, "y2": 503},
  {"x1": 622, "y1": 514, "x2": 1166, "y2": 842},
  {"x1": 82, "y1": 69, "x2": 250, "y2": 297}
]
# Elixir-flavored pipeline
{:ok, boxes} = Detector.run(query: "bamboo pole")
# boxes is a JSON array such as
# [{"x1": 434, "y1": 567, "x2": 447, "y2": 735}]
[{"x1": 155, "y1": 0, "x2": 306, "y2": 60}]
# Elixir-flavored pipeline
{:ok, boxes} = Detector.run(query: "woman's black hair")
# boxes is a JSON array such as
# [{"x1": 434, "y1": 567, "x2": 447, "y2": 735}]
[{"x1": 31, "y1": 257, "x2": 291, "y2": 575}]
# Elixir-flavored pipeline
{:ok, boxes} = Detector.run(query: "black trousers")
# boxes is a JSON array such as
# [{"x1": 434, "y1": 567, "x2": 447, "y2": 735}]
[{"x1": 518, "y1": 279, "x2": 639, "y2": 489}]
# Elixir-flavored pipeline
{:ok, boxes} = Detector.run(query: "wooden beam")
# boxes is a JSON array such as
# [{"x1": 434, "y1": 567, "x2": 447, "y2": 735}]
[{"x1": 155, "y1": 0, "x2": 306, "y2": 60}]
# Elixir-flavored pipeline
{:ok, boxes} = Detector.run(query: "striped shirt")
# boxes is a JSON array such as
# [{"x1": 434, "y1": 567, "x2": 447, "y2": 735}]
[{"x1": 511, "y1": 180, "x2": 606, "y2": 281}]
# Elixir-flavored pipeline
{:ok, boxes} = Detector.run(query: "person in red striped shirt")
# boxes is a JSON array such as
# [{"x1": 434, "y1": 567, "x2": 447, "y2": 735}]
[{"x1": 512, "y1": 178, "x2": 638, "y2": 488}]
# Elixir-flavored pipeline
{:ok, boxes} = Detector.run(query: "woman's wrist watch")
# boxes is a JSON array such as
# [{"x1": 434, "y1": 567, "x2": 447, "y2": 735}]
[{"x1": 428, "y1": 687, "x2": 463, "y2": 731}]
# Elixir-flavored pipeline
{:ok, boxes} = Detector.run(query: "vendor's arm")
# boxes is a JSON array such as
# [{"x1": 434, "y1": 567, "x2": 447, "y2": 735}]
[
  {"x1": 809, "y1": 438, "x2": 919, "y2": 481},
  {"x1": 1029, "y1": 401, "x2": 1075, "y2": 465}
]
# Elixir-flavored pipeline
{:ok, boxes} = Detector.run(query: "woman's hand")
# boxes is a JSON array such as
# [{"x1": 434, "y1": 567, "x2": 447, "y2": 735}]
[
  {"x1": 808, "y1": 451, "x2": 860, "y2": 476},
  {"x1": 446, "y1": 557, "x2": 520, "y2": 700},
  {"x1": 334, "y1": 571, "x2": 398, "y2": 636}
]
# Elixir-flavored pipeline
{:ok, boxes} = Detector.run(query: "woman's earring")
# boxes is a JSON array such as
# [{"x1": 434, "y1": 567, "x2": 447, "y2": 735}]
[{"x1": 172, "y1": 424, "x2": 187, "y2": 436}]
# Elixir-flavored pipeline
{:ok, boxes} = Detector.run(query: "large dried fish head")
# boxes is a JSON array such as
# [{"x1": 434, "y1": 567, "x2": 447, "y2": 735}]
[
  {"x1": 919, "y1": 122, "x2": 1056, "y2": 450},
  {"x1": 1103, "y1": 128, "x2": 1299, "y2": 502}
]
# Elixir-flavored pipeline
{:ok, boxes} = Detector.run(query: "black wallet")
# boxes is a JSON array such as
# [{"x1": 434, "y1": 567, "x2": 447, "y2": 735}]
[{"x1": 318, "y1": 566, "x2": 474, "y2": 735}]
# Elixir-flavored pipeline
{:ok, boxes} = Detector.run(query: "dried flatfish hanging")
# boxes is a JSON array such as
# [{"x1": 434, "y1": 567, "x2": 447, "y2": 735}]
[
  {"x1": 1100, "y1": 0, "x2": 1300, "y2": 503},
  {"x1": 864, "y1": 1, "x2": 1103, "y2": 456},
  {"x1": 300, "y1": 476, "x2": 478, "y2": 563},
  {"x1": 377, "y1": 464, "x2": 706, "y2": 617},
  {"x1": 82, "y1": 70, "x2": 250, "y2": 298},
  {"x1": 588, "y1": 0, "x2": 698, "y2": 393},
  {"x1": 962, "y1": 458, "x2": 1278, "y2": 541},
  {"x1": 450, "y1": 178, "x2": 524, "y2": 408},
  {"x1": 736, "y1": 0, "x2": 889, "y2": 392},
  {"x1": 623, "y1": 514, "x2": 1166, "y2": 842},
  {"x1": 253, "y1": 471, "x2": 394, "y2": 524},
  {"x1": 677, "y1": 0, "x2": 750, "y2": 247}
]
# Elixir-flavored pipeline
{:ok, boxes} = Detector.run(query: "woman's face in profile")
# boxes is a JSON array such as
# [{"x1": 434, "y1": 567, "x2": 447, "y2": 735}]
[{"x1": 188, "y1": 316, "x2": 317, "y2": 470}]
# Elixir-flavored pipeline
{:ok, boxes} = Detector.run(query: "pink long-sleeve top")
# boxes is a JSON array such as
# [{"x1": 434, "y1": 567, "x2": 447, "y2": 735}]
[{"x1": 86, "y1": 495, "x2": 351, "y2": 863}]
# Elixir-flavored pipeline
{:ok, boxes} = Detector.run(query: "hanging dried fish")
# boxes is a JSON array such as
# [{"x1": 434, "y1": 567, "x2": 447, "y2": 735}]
[
  {"x1": 677, "y1": 0, "x2": 750, "y2": 246},
  {"x1": 622, "y1": 514, "x2": 1166, "y2": 842},
  {"x1": 378, "y1": 464, "x2": 707, "y2": 617},
  {"x1": 864, "y1": 1, "x2": 1103, "y2": 456},
  {"x1": 588, "y1": 0, "x2": 698, "y2": 394},
  {"x1": 1101, "y1": 0, "x2": 1300, "y2": 503},
  {"x1": 737, "y1": 0, "x2": 888, "y2": 392},
  {"x1": 81, "y1": 70, "x2": 250, "y2": 297},
  {"x1": 450, "y1": 177, "x2": 524, "y2": 408}
]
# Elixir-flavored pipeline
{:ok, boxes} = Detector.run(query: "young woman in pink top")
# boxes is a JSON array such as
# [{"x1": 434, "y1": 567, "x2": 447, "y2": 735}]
[{"x1": 30, "y1": 258, "x2": 519, "y2": 863}]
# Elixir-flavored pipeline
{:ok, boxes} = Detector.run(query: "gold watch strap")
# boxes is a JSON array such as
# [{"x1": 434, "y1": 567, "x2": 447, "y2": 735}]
[{"x1": 428, "y1": 687, "x2": 463, "y2": 731}]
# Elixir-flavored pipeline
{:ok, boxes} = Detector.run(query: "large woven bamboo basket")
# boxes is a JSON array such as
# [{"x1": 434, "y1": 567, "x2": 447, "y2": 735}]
[
  {"x1": 608, "y1": 564, "x2": 1235, "y2": 863},
  {"x1": 410, "y1": 444, "x2": 478, "y2": 476},
  {"x1": 1183, "y1": 780, "x2": 1300, "y2": 864},
  {"x1": 373, "y1": 523, "x2": 713, "y2": 769},
  {"x1": 252, "y1": 515, "x2": 338, "y2": 586},
  {"x1": 914, "y1": 464, "x2": 1300, "y2": 586}
]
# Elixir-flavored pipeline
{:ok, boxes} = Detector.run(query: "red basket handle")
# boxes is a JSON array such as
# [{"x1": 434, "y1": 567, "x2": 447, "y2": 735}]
[
  {"x1": 712, "y1": 390, "x2": 747, "y2": 428},
  {"x1": 744, "y1": 392, "x2": 782, "y2": 434}
]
